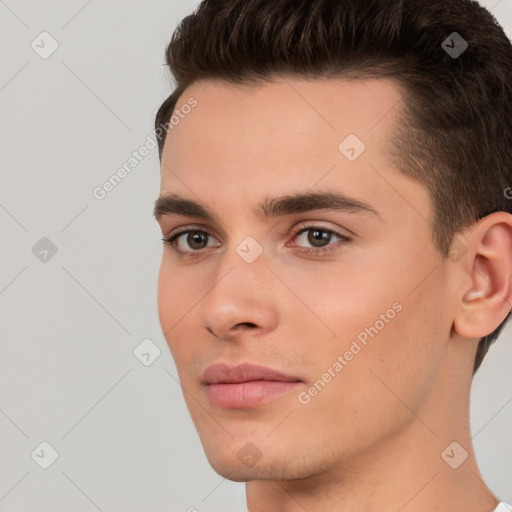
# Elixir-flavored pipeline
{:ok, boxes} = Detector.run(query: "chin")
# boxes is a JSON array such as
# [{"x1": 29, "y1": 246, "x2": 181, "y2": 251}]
[
  {"x1": 202, "y1": 443, "x2": 326, "y2": 482},
  {"x1": 202, "y1": 450, "x2": 255, "y2": 481},
  {"x1": 207, "y1": 459, "x2": 297, "y2": 482}
]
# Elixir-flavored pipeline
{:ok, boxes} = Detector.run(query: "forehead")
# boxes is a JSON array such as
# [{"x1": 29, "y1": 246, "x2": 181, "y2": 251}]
[
  {"x1": 161, "y1": 76, "x2": 403, "y2": 174},
  {"x1": 158, "y1": 76, "x2": 428, "y2": 227},
  {"x1": 166, "y1": 76, "x2": 404, "y2": 138}
]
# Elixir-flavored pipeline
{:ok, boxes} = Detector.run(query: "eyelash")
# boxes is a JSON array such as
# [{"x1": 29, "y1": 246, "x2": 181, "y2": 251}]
[{"x1": 161, "y1": 225, "x2": 351, "y2": 258}]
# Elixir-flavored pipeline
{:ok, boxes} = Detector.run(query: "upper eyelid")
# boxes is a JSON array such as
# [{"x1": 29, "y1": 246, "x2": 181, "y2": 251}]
[
  {"x1": 167, "y1": 225, "x2": 221, "y2": 243},
  {"x1": 167, "y1": 222, "x2": 348, "y2": 237}
]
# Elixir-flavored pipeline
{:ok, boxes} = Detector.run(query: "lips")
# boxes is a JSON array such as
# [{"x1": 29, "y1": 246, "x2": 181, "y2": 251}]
[
  {"x1": 201, "y1": 362, "x2": 303, "y2": 408},
  {"x1": 201, "y1": 362, "x2": 301, "y2": 385}
]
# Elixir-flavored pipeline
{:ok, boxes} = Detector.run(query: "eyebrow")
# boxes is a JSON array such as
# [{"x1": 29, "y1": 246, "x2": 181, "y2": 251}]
[{"x1": 153, "y1": 190, "x2": 381, "y2": 223}]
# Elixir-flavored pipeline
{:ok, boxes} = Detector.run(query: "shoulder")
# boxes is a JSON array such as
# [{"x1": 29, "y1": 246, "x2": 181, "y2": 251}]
[{"x1": 493, "y1": 503, "x2": 512, "y2": 512}]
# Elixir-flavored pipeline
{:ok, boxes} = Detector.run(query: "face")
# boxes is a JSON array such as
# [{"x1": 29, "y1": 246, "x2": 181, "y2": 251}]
[{"x1": 155, "y1": 77, "x2": 455, "y2": 481}]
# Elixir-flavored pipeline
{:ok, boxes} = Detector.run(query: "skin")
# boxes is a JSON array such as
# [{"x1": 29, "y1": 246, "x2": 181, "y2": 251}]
[{"x1": 155, "y1": 77, "x2": 512, "y2": 512}]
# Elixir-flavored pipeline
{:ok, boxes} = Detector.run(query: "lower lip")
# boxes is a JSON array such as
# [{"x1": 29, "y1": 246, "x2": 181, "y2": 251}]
[{"x1": 205, "y1": 381, "x2": 302, "y2": 408}]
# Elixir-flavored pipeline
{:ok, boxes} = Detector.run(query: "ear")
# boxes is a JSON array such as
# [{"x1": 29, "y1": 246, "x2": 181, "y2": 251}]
[{"x1": 453, "y1": 212, "x2": 512, "y2": 339}]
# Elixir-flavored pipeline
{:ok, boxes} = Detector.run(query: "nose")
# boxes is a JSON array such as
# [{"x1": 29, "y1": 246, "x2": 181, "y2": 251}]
[{"x1": 199, "y1": 246, "x2": 279, "y2": 341}]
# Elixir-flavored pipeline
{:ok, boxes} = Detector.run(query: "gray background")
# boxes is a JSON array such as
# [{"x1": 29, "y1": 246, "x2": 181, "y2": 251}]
[{"x1": 0, "y1": 1, "x2": 511, "y2": 511}]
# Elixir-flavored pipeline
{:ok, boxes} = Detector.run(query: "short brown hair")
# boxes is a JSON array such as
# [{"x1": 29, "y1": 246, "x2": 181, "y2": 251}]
[{"x1": 155, "y1": 0, "x2": 512, "y2": 374}]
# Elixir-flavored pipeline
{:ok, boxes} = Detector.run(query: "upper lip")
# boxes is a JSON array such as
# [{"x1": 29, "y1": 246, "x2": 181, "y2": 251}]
[{"x1": 202, "y1": 362, "x2": 302, "y2": 385}]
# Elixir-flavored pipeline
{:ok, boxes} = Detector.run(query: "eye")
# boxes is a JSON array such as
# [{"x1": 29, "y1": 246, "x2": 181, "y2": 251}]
[
  {"x1": 290, "y1": 225, "x2": 351, "y2": 255},
  {"x1": 162, "y1": 224, "x2": 351, "y2": 258},
  {"x1": 162, "y1": 228, "x2": 219, "y2": 256}
]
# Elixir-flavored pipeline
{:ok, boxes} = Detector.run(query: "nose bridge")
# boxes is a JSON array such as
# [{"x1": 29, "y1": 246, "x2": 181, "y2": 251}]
[
  {"x1": 206, "y1": 235, "x2": 268, "y2": 302},
  {"x1": 199, "y1": 234, "x2": 278, "y2": 336}
]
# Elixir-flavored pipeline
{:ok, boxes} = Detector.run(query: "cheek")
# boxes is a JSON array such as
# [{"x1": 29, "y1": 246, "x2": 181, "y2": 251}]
[
  {"x1": 157, "y1": 259, "x2": 193, "y2": 359},
  {"x1": 157, "y1": 258, "x2": 215, "y2": 381},
  {"x1": 290, "y1": 287, "x2": 447, "y2": 453},
  {"x1": 348, "y1": 274, "x2": 449, "y2": 411},
  {"x1": 292, "y1": 250, "x2": 448, "y2": 397},
  {"x1": 274, "y1": 256, "x2": 402, "y2": 346},
  {"x1": 156, "y1": 260, "x2": 174, "y2": 335},
  {"x1": 157, "y1": 257, "x2": 199, "y2": 328}
]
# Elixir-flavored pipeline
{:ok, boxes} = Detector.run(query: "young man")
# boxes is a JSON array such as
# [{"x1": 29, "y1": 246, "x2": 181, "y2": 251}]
[{"x1": 153, "y1": 0, "x2": 512, "y2": 510}]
